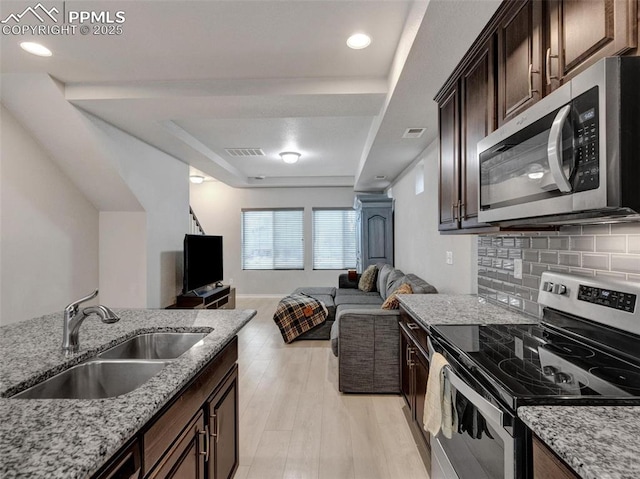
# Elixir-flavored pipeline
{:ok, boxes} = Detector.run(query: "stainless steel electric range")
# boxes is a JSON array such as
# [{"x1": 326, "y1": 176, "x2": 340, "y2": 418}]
[{"x1": 427, "y1": 271, "x2": 640, "y2": 479}]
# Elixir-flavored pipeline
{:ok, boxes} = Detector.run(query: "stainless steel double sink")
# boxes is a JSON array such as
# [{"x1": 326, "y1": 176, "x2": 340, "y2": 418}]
[{"x1": 12, "y1": 332, "x2": 209, "y2": 400}]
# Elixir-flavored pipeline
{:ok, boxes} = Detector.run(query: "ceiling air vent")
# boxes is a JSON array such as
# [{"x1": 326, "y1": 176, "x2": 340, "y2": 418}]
[
  {"x1": 225, "y1": 148, "x2": 265, "y2": 157},
  {"x1": 402, "y1": 128, "x2": 426, "y2": 139}
]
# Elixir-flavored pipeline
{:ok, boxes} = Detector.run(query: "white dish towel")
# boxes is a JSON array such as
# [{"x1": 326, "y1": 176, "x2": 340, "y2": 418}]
[{"x1": 422, "y1": 352, "x2": 449, "y2": 436}]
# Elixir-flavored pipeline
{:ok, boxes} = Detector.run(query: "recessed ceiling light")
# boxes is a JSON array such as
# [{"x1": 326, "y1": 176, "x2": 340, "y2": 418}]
[
  {"x1": 280, "y1": 152, "x2": 301, "y2": 164},
  {"x1": 375, "y1": 175, "x2": 387, "y2": 180},
  {"x1": 20, "y1": 42, "x2": 52, "y2": 57},
  {"x1": 189, "y1": 175, "x2": 205, "y2": 184},
  {"x1": 347, "y1": 33, "x2": 371, "y2": 50}
]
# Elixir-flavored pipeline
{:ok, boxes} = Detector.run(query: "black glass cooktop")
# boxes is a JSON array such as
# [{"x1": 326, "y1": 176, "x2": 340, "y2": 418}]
[{"x1": 430, "y1": 313, "x2": 640, "y2": 410}]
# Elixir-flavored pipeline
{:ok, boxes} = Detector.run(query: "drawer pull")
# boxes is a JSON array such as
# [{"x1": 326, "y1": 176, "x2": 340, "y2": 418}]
[
  {"x1": 407, "y1": 323, "x2": 420, "y2": 330},
  {"x1": 199, "y1": 426, "x2": 210, "y2": 462},
  {"x1": 210, "y1": 412, "x2": 219, "y2": 444}
]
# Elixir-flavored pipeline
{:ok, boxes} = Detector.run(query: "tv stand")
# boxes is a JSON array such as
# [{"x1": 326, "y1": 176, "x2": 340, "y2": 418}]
[{"x1": 175, "y1": 285, "x2": 235, "y2": 310}]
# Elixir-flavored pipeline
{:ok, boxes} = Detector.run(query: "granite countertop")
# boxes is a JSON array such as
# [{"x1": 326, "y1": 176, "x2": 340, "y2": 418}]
[
  {"x1": 0, "y1": 307, "x2": 256, "y2": 479},
  {"x1": 519, "y1": 405, "x2": 640, "y2": 479},
  {"x1": 398, "y1": 293, "x2": 538, "y2": 329}
]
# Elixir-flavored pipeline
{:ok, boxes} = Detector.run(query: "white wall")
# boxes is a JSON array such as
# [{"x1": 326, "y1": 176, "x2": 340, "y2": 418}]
[
  {"x1": 0, "y1": 106, "x2": 99, "y2": 324},
  {"x1": 190, "y1": 183, "x2": 356, "y2": 295},
  {"x1": 84, "y1": 114, "x2": 189, "y2": 308},
  {"x1": 390, "y1": 140, "x2": 477, "y2": 294},
  {"x1": 99, "y1": 212, "x2": 147, "y2": 308}
]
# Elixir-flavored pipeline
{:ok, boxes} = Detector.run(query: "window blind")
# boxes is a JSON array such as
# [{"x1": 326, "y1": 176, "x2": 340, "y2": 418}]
[
  {"x1": 241, "y1": 209, "x2": 304, "y2": 270},
  {"x1": 313, "y1": 208, "x2": 356, "y2": 270}
]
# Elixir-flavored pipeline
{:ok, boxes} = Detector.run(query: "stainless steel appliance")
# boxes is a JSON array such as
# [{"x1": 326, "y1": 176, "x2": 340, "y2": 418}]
[
  {"x1": 428, "y1": 272, "x2": 640, "y2": 479},
  {"x1": 477, "y1": 57, "x2": 640, "y2": 226}
]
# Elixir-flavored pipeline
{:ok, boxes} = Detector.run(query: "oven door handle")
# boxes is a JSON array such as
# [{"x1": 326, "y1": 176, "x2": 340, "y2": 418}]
[
  {"x1": 428, "y1": 336, "x2": 504, "y2": 428},
  {"x1": 547, "y1": 104, "x2": 572, "y2": 193},
  {"x1": 444, "y1": 367, "x2": 505, "y2": 428}
]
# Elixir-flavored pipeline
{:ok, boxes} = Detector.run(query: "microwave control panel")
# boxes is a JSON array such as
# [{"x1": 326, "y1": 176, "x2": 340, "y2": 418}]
[{"x1": 572, "y1": 87, "x2": 600, "y2": 193}]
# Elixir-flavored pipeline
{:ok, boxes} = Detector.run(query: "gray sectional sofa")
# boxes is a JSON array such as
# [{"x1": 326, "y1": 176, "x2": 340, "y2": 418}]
[{"x1": 291, "y1": 263, "x2": 437, "y2": 393}]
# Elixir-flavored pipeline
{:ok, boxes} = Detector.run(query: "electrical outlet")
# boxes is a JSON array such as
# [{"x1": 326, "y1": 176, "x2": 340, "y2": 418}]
[
  {"x1": 446, "y1": 251, "x2": 453, "y2": 265},
  {"x1": 229, "y1": 278, "x2": 234, "y2": 284},
  {"x1": 514, "y1": 259, "x2": 523, "y2": 280}
]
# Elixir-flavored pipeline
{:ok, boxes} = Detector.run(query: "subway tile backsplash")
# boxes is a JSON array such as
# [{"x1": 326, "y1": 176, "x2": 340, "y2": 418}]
[{"x1": 477, "y1": 223, "x2": 640, "y2": 318}]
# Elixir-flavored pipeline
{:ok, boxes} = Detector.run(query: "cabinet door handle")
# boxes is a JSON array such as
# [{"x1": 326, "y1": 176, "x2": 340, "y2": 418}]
[
  {"x1": 545, "y1": 48, "x2": 559, "y2": 86},
  {"x1": 528, "y1": 63, "x2": 539, "y2": 97},
  {"x1": 210, "y1": 412, "x2": 219, "y2": 444},
  {"x1": 407, "y1": 323, "x2": 420, "y2": 330},
  {"x1": 459, "y1": 201, "x2": 464, "y2": 221},
  {"x1": 199, "y1": 426, "x2": 210, "y2": 462},
  {"x1": 451, "y1": 202, "x2": 457, "y2": 221}
]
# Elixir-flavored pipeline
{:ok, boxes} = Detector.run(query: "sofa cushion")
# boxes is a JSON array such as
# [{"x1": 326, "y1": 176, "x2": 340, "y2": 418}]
[
  {"x1": 384, "y1": 269, "x2": 405, "y2": 300},
  {"x1": 335, "y1": 303, "x2": 383, "y2": 315},
  {"x1": 335, "y1": 295, "x2": 383, "y2": 306},
  {"x1": 335, "y1": 288, "x2": 380, "y2": 297},
  {"x1": 404, "y1": 274, "x2": 438, "y2": 294},
  {"x1": 358, "y1": 265, "x2": 378, "y2": 292},
  {"x1": 292, "y1": 287, "x2": 336, "y2": 297},
  {"x1": 381, "y1": 282, "x2": 413, "y2": 310},
  {"x1": 377, "y1": 264, "x2": 394, "y2": 298}
]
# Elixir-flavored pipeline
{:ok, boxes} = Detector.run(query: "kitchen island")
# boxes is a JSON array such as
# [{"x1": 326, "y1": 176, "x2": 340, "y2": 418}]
[{"x1": 0, "y1": 307, "x2": 256, "y2": 479}]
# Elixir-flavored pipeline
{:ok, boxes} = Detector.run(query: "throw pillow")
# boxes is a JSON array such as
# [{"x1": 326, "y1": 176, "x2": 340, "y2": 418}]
[
  {"x1": 381, "y1": 283, "x2": 413, "y2": 310},
  {"x1": 358, "y1": 265, "x2": 378, "y2": 292}
]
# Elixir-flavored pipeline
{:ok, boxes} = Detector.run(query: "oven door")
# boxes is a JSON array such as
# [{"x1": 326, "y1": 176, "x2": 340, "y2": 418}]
[{"x1": 427, "y1": 339, "x2": 517, "y2": 479}]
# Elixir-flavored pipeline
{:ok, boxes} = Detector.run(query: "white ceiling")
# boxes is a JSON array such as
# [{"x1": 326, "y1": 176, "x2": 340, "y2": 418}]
[{"x1": 0, "y1": 0, "x2": 501, "y2": 191}]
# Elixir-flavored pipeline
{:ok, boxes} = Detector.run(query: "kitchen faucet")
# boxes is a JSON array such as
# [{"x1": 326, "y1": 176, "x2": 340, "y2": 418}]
[{"x1": 62, "y1": 290, "x2": 120, "y2": 354}]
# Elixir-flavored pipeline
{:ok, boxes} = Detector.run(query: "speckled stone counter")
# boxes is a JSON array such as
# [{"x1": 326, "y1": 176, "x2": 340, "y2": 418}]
[
  {"x1": 398, "y1": 293, "x2": 538, "y2": 329},
  {"x1": 0, "y1": 307, "x2": 256, "y2": 479},
  {"x1": 519, "y1": 405, "x2": 640, "y2": 479}
]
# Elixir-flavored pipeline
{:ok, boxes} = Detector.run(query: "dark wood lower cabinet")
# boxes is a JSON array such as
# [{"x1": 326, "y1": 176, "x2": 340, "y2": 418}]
[
  {"x1": 207, "y1": 366, "x2": 239, "y2": 479},
  {"x1": 91, "y1": 337, "x2": 239, "y2": 479},
  {"x1": 92, "y1": 439, "x2": 141, "y2": 479},
  {"x1": 148, "y1": 411, "x2": 206, "y2": 479},
  {"x1": 399, "y1": 312, "x2": 431, "y2": 473},
  {"x1": 533, "y1": 435, "x2": 579, "y2": 479}
]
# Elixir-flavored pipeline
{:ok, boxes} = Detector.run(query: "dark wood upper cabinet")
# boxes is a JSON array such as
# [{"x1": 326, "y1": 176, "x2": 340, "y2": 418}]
[
  {"x1": 435, "y1": 0, "x2": 638, "y2": 233},
  {"x1": 438, "y1": 85, "x2": 460, "y2": 231},
  {"x1": 460, "y1": 38, "x2": 496, "y2": 229},
  {"x1": 497, "y1": 0, "x2": 543, "y2": 125},
  {"x1": 437, "y1": 38, "x2": 496, "y2": 232},
  {"x1": 546, "y1": 0, "x2": 638, "y2": 92}
]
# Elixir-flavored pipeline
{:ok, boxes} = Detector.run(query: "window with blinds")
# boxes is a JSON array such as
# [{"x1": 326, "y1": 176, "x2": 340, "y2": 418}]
[
  {"x1": 241, "y1": 209, "x2": 304, "y2": 270},
  {"x1": 313, "y1": 208, "x2": 356, "y2": 270}
]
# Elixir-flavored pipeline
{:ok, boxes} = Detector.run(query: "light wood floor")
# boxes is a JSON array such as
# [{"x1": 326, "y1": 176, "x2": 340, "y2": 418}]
[{"x1": 234, "y1": 297, "x2": 430, "y2": 479}]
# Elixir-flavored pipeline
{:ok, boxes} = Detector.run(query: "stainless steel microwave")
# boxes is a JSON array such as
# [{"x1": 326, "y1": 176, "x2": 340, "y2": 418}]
[{"x1": 477, "y1": 57, "x2": 640, "y2": 226}]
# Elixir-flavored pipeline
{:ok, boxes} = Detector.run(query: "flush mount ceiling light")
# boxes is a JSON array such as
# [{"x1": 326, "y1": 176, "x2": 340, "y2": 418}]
[
  {"x1": 189, "y1": 175, "x2": 205, "y2": 184},
  {"x1": 20, "y1": 42, "x2": 52, "y2": 57},
  {"x1": 346, "y1": 33, "x2": 371, "y2": 50},
  {"x1": 280, "y1": 152, "x2": 301, "y2": 164}
]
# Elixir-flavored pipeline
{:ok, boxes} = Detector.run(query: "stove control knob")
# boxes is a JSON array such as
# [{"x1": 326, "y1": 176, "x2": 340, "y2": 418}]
[
  {"x1": 543, "y1": 282, "x2": 554, "y2": 292},
  {"x1": 543, "y1": 365, "x2": 557, "y2": 377},
  {"x1": 558, "y1": 284, "x2": 567, "y2": 295}
]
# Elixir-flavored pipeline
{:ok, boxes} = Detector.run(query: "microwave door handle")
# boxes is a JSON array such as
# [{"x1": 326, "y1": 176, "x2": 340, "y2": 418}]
[
  {"x1": 547, "y1": 104, "x2": 572, "y2": 193},
  {"x1": 444, "y1": 366, "x2": 504, "y2": 428}
]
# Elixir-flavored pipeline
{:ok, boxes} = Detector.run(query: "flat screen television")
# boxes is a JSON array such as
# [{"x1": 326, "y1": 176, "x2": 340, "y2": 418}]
[{"x1": 183, "y1": 234, "x2": 223, "y2": 294}]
